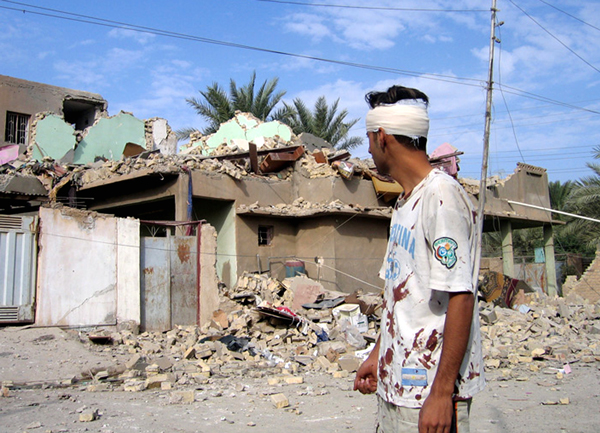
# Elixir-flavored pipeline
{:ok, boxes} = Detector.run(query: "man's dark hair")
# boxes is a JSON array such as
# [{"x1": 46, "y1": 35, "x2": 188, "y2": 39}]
[{"x1": 365, "y1": 85, "x2": 429, "y2": 151}]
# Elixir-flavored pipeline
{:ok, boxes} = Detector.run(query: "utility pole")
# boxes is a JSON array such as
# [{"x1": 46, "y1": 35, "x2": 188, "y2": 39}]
[{"x1": 472, "y1": 0, "x2": 499, "y2": 288}]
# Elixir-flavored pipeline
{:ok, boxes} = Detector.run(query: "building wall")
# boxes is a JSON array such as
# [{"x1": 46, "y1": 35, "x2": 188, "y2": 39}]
[
  {"x1": 237, "y1": 215, "x2": 299, "y2": 282},
  {"x1": 0, "y1": 75, "x2": 107, "y2": 151},
  {"x1": 35, "y1": 206, "x2": 140, "y2": 327},
  {"x1": 333, "y1": 216, "x2": 388, "y2": 294},
  {"x1": 484, "y1": 163, "x2": 552, "y2": 224}
]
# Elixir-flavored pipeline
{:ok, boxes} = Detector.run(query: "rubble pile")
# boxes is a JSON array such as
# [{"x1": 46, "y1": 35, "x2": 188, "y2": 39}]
[
  {"x1": 67, "y1": 280, "x2": 599, "y2": 395},
  {"x1": 3, "y1": 273, "x2": 597, "y2": 396},
  {"x1": 480, "y1": 291, "x2": 600, "y2": 378},
  {"x1": 1, "y1": 143, "x2": 379, "y2": 197},
  {"x1": 237, "y1": 197, "x2": 392, "y2": 217},
  {"x1": 69, "y1": 273, "x2": 380, "y2": 394}
]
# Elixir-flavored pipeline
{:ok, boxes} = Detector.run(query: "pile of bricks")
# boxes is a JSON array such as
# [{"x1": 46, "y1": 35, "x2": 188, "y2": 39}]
[
  {"x1": 77, "y1": 273, "x2": 378, "y2": 394},
  {"x1": 480, "y1": 291, "x2": 600, "y2": 377}
]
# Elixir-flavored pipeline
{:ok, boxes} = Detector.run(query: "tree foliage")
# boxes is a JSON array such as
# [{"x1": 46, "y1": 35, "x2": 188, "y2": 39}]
[
  {"x1": 178, "y1": 72, "x2": 291, "y2": 138},
  {"x1": 281, "y1": 96, "x2": 363, "y2": 150},
  {"x1": 561, "y1": 145, "x2": 600, "y2": 254},
  {"x1": 179, "y1": 73, "x2": 363, "y2": 150}
]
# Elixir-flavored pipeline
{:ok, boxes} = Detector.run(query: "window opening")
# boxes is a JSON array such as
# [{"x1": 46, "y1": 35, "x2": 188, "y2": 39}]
[
  {"x1": 5, "y1": 111, "x2": 29, "y2": 145},
  {"x1": 63, "y1": 99, "x2": 103, "y2": 130},
  {"x1": 258, "y1": 225, "x2": 274, "y2": 246}
]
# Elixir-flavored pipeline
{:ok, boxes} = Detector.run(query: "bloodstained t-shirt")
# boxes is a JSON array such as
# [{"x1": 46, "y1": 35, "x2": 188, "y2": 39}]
[{"x1": 377, "y1": 169, "x2": 485, "y2": 408}]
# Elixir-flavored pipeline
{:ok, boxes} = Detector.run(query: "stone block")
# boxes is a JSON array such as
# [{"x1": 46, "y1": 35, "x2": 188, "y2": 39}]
[
  {"x1": 123, "y1": 380, "x2": 147, "y2": 392},
  {"x1": 271, "y1": 393, "x2": 289, "y2": 409},
  {"x1": 146, "y1": 373, "x2": 175, "y2": 389},
  {"x1": 338, "y1": 356, "x2": 361, "y2": 372},
  {"x1": 480, "y1": 309, "x2": 498, "y2": 324},
  {"x1": 79, "y1": 409, "x2": 98, "y2": 422},
  {"x1": 284, "y1": 376, "x2": 303, "y2": 384},
  {"x1": 183, "y1": 347, "x2": 196, "y2": 360}
]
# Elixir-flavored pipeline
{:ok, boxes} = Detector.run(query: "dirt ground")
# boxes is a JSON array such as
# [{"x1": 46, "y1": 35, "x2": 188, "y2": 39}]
[{"x1": 1, "y1": 326, "x2": 599, "y2": 433}]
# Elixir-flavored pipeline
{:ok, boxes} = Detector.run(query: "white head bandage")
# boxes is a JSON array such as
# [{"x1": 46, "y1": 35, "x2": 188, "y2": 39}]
[{"x1": 365, "y1": 103, "x2": 429, "y2": 139}]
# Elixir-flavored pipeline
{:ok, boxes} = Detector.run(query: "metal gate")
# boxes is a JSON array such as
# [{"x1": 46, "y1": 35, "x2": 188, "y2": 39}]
[
  {"x1": 140, "y1": 221, "x2": 203, "y2": 332},
  {"x1": 0, "y1": 215, "x2": 37, "y2": 323}
]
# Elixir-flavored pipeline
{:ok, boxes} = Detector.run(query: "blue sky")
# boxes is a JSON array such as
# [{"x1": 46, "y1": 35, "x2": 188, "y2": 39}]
[{"x1": 1, "y1": 0, "x2": 600, "y2": 183}]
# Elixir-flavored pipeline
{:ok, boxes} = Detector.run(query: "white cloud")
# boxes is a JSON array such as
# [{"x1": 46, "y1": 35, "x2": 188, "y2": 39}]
[
  {"x1": 108, "y1": 28, "x2": 155, "y2": 44},
  {"x1": 284, "y1": 13, "x2": 333, "y2": 41}
]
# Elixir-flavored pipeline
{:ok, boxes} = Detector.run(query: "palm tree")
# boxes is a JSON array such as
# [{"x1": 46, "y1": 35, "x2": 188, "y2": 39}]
[
  {"x1": 563, "y1": 148, "x2": 600, "y2": 254},
  {"x1": 178, "y1": 72, "x2": 291, "y2": 139},
  {"x1": 548, "y1": 180, "x2": 574, "y2": 215},
  {"x1": 282, "y1": 96, "x2": 363, "y2": 150}
]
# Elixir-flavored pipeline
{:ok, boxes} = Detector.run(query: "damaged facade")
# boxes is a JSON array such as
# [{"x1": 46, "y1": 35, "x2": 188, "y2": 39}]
[{"x1": 0, "y1": 75, "x2": 565, "y2": 331}]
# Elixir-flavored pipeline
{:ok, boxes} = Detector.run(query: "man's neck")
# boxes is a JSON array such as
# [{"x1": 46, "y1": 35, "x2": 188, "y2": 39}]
[{"x1": 390, "y1": 154, "x2": 433, "y2": 196}]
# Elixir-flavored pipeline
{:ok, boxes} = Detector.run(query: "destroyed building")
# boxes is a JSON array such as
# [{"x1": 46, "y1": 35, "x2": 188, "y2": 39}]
[{"x1": 0, "y1": 75, "x2": 565, "y2": 332}]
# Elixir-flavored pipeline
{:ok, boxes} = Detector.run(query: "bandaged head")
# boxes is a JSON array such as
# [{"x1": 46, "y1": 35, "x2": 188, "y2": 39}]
[{"x1": 365, "y1": 103, "x2": 429, "y2": 140}]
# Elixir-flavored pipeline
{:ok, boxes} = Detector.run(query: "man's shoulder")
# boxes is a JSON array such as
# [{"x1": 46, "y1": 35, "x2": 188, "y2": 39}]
[{"x1": 427, "y1": 170, "x2": 469, "y2": 196}]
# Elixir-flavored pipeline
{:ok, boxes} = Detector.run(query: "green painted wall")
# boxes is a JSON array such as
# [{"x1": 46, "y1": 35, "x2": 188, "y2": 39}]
[
  {"x1": 194, "y1": 113, "x2": 294, "y2": 153},
  {"x1": 73, "y1": 113, "x2": 145, "y2": 164},
  {"x1": 32, "y1": 115, "x2": 76, "y2": 161}
]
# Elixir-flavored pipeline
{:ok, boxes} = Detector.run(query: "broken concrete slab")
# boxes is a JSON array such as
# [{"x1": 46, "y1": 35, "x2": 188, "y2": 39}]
[
  {"x1": 31, "y1": 114, "x2": 77, "y2": 162},
  {"x1": 74, "y1": 112, "x2": 145, "y2": 164}
]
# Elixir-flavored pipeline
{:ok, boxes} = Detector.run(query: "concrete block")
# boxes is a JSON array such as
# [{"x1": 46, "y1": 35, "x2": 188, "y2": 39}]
[
  {"x1": 123, "y1": 380, "x2": 147, "y2": 392},
  {"x1": 480, "y1": 309, "x2": 498, "y2": 324},
  {"x1": 271, "y1": 393, "x2": 289, "y2": 409},
  {"x1": 183, "y1": 347, "x2": 196, "y2": 360},
  {"x1": 79, "y1": 409, "x2": 98, "y2": 422},
  {"x1": 284, "y1": 376, "x2": 303, "y2": 384},
  {"x1": 338, "y1": 355, "x2": 361, "y2": 372}
]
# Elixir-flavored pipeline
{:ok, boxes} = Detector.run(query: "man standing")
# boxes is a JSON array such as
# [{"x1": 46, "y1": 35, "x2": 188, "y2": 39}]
[{"x1": 354, "y1": 85, "x2": 485, "y2": 433}]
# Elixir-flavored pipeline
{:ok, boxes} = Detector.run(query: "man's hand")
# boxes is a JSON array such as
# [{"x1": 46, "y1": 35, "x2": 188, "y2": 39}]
[
  {"x1": 418, "y1": 393, "x2": 453, "y2": 433},
  {"x1": 353, "y1": 339, "x2": 379, "y2": 394}
]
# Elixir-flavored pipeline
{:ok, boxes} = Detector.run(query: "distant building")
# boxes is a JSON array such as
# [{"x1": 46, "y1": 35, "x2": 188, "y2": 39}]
[{"x1": 0, "y1": 74, "x2": 107, "y2": 154}]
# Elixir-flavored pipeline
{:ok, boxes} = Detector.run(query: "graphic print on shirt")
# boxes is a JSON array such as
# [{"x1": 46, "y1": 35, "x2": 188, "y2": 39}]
[
  {"x1": 389, "y1": 222, "x2": 415, "y2": 259},
  {"x1": 433, "y1": 237, "x2": 458, "y2": 269}
]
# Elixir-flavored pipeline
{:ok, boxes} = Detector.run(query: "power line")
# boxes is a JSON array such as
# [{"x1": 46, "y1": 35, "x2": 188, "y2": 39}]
[
  {"x1": 1, "y1": 1, "x2": 597, "y2": 119},
  {"x1": 497, "y1": 84, "x2": 600, "y2": 115},
  {"x1": 253, "y1": 0, "x2": 488, "y2": 13},
  {"x1": 536, "y1": 0, "x2": 600, "y2": 33},
  {"x1": 508, "y1": 0, "x2": 600, "y2": 74},
  {"x1": 0, "y1": 1, "x2": 483, "y2": 88}
]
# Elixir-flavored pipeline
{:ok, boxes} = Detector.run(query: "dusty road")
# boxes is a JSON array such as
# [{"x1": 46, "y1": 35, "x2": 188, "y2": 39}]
[{"x1": 1, "y1": 326, "x2": 599, "y2": 433}]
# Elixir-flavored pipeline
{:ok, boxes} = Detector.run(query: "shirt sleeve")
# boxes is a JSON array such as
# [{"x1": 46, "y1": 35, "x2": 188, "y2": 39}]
[{"x1": 422, "y1": 178, "x2": 475, "y2": 294}]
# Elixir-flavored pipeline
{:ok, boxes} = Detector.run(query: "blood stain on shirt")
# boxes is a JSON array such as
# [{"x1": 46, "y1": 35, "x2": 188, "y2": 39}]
[
  {"x1": 412, "y1": 328, "x2": 425, "y2": 350},
  {"x1": 412, "y1": 197, "x2": 421, "y2": 210},
  {"x1": 393, "y1": 277, "x2": 411, "y2": 303},
  {"x1": 425, "y1": 330, "x2": 439, "y2": 352}
]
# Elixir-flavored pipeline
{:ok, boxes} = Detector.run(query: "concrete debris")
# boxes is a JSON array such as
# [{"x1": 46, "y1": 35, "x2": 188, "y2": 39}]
[
  {"x1": 237, "y1": 196, "x2": 392, "y2": 218},
  {"x1": 3, "y1": 271, "x2": 597, "y2": 397},
  {"x1": 480, "y1": 291, "x2": 600, "y2": 376},
  {"x1": 1, "y1": 139, "x2": 379, "y2": 202},
  {"x1": 271, "y1": 393, "x2": 290, "y2": 409}
]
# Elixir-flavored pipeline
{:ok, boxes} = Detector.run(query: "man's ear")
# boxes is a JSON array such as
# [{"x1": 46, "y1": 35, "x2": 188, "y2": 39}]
[{"x1": 377, "y1": 128, "x2": 387, "y2": 149}]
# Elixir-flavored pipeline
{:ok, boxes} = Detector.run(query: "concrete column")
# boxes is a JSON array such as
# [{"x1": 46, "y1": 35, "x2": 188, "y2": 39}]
[
  {"x1": 174, "y1": 173, "x2": 190, "y2": 235},
  {"x1": 500, "y1": 219, "x2": 515, "y2": 277},
  {"x1": 544, "y1": 224, "x2": 558, "y2": 297}
]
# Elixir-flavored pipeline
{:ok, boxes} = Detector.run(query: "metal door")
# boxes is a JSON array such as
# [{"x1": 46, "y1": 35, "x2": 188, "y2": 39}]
[
  {"x1": 0, "y1": 215, "x2": 37, "y2": 323},
  {"x1": 140, "y1": 235, "x2": 198, "y2": 332}
]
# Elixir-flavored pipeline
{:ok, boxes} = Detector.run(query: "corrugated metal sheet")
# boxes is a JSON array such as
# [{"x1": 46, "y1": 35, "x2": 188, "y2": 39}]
[{"x1": 0, "y1": 215, "x2": 37, "y2": 323}]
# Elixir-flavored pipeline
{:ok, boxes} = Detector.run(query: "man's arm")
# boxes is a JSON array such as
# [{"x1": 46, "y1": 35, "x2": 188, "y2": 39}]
[
  {"x1": 354, "y1": 337, "x2": 380, "y2": 394},
  {"x1": 419, "y1": 291, "x2": 474, "y2": 433}
]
